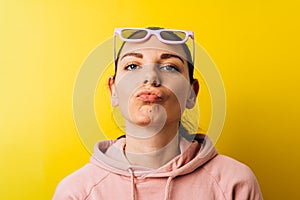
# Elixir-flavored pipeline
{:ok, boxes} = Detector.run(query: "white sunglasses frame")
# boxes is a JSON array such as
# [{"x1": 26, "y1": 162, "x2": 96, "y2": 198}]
[
  {"x1": 114, "y1": 28, "x2": 194, "y2": 44},
  {"x1": 114, "y1": 28, "x2": 195, "y2": 64}
]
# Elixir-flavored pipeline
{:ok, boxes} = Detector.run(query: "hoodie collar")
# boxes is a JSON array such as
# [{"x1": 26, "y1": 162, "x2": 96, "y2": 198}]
[{"x1": 91, "y1": 134, "x2": 217, "y2": 177}]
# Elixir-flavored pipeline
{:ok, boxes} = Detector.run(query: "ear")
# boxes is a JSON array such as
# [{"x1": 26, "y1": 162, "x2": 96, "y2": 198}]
[
  {"x1": 186, "y1": 79, "x2": 199, "y2": 109},
  {"x1": 108, "y1": 76, "x2": 119, "y2": 107}
]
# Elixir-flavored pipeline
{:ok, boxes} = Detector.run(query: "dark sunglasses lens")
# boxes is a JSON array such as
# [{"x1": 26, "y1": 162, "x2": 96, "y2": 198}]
[
  {"x1": 121, "y1": 29, "x2": 148, "y2": 40},
  {"x1": 160, "y1": 31, "x2": 186, "y2": 41}
]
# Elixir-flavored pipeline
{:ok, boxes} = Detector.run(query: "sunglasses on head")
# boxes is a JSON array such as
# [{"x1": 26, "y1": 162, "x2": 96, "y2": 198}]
[
  {"x1": 114, "y1": 28, "x2": 194, "y2": 44},
  {"x1": 114, "y1": 28, "x2": 195, "y2": 64}
]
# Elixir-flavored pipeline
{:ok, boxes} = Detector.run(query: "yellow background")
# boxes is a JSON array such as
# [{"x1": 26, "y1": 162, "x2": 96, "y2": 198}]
[{"x1": 1, "y1": 0, "x2": 300, "y2": 199}]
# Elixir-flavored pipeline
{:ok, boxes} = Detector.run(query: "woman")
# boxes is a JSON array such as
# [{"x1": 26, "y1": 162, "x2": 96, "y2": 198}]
[{"x1": 53, "y1": 27, "x2": 263, "y2": 200}]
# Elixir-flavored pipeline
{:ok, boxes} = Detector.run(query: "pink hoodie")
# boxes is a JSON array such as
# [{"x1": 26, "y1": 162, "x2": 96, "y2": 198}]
[{"x1": 53, "y1": 134, "x2": 263, "y2": 200}]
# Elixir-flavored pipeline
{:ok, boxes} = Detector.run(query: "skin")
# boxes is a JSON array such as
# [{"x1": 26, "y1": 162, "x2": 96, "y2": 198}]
[{"x1": 108, "y1": 36, "x2": 199, "y2": 168}]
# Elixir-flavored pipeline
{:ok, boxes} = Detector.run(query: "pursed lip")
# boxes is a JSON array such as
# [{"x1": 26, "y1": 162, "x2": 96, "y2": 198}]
[{"x1": 135, "y1": 90, "x2": 163, "y2": 103}]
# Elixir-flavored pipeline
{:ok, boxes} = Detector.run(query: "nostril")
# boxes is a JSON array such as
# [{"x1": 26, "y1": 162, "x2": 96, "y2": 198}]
[
  {"x1": 143, "y1": 79, "x2": 160, "y2": 87},
  {"x1": 153, "y1": 80, "x2": 161, "y2": 87}
]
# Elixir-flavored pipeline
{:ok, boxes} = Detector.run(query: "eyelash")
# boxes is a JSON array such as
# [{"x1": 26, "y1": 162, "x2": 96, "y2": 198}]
[
  {"x1": 124, "y1": 64, "x2": 179, "y2": 72},
  {"x1": 124, "y1": 63, "x2": 140, "y2": 71},
  {"x1": 160, "y1": 65, "x2": 179, "y2": 72}
]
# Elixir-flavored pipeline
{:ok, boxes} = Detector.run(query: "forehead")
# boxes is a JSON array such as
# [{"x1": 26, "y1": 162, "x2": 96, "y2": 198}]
[{"x1": 119, "y1": 36, "x2": 188, "y2": 61}]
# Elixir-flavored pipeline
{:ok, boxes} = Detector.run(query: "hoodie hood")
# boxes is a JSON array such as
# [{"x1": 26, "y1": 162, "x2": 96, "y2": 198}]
[
  {"x1": 91, "y1": 134, "x2": 217, "y2": 178},
  {"x1": 91, "y1": 134, "x2": 217, "y2": 200}
]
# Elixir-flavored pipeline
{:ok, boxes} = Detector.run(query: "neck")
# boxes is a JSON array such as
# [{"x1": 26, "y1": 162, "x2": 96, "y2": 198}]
[{"x1": 124, "y1": 121, "x2": 180, "y2": 169}]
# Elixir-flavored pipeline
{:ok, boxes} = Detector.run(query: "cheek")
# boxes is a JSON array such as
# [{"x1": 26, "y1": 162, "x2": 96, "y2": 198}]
[
  {"x1": 161, "y1": 73, "x2": 191, "y2": 113},
  {"x1": 114, "y1": 72, "x2": 143, "y2": 118}
]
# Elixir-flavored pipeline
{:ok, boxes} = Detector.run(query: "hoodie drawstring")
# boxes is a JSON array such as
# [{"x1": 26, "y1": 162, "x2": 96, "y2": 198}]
[
  {"x1": 128, "y1": 168, "x2": 174, "y2": 200},
  {"x1": 128, "y1": 168, "x2": 135, "y2": 200},
  {"x1": 164, "y1": 176, "x2": 174, "y2": 200}
]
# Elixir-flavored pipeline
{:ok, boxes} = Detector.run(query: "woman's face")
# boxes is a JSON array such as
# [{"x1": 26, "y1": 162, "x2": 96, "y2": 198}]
[{"x1": 109, "y1": 36, "x2": 197, "y2": 128}]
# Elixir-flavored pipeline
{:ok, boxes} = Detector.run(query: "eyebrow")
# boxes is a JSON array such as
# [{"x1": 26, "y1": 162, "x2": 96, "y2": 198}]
[
  {"x1": 160, "y1": 53, "x2": 184, "y2": 64},
  {"x1": 120, "y1": 52, "x2": 143, "y2": 61},
  {"x1": 120, "y1": 52, "x2": 184, "y2": 64}
]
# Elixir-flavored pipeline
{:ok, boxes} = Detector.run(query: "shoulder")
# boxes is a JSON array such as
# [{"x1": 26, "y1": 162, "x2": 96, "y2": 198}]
[
  {"x1": 204, "y1": 155, "x2": 255, "y2": 180},
  {"x1": 203, "y1": 154, "x2": 263, "y2": 200},
  {"x1": 53, "y1": 163, "x2": 109, "y2": 200}
]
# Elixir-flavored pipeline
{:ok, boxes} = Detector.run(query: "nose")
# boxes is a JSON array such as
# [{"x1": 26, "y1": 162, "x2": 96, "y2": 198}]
[{"x1": 143, "y1": 64, "x2": 161, "y2": 87}]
